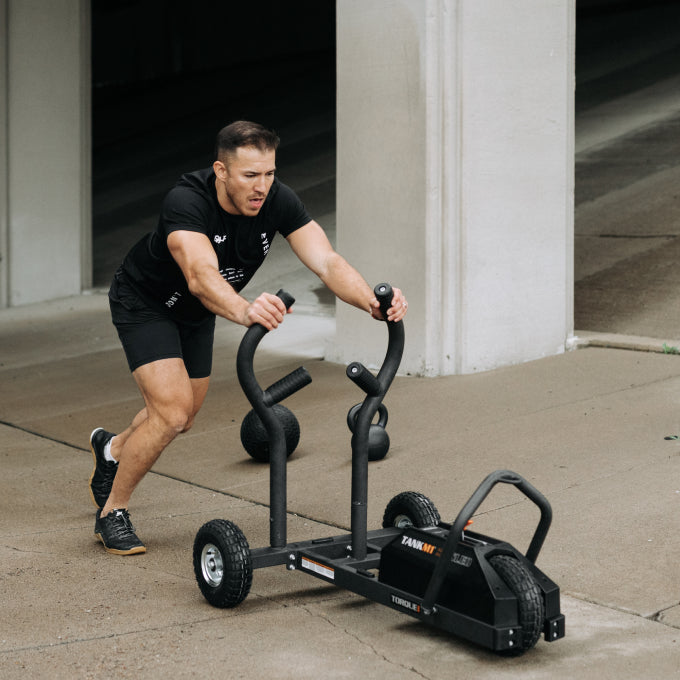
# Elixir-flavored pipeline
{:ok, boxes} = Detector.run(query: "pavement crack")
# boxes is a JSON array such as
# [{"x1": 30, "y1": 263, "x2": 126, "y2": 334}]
[
  {"x1": 299, "y1": 604, "x2": 432, "y2": 679},
  {"x1": 597, "y1": 233, "x2": 678, "y2": 239},
  {"x1": 0, "y1": 612, "x2": 252, "y2": 656},
  {"x1": 649, "y1": 602, "x2": 680, "y2": 629},
  {"x1": 567, "y1": 590, "x2": 680, "y2": 631}
]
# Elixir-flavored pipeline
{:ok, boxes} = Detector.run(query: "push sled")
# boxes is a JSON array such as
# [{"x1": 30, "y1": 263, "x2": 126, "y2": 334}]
[{"x1": 193, "y1": 284, "x2": 565, "y2": 655}]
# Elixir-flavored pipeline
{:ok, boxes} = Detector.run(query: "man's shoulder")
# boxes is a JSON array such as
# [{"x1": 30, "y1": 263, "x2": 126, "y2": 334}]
[
  {"x1": 164, "y1": 168, "x2": 217, "y2": 212},
  {"x1": 262, "y1": 178, "x2": 311, "y2": 237},
  {"x1": 264, "y1": 178, "x2": 303, "y2": 210},
  {"x1": 173, "y1": 168, "x2": 215, "y2": 197},
  {"x1": 160, "y1": 168, "x2": 219, "y2": 236},
  {"x1": 269, "y1": 177, "x2": 293, "y2": 199}
]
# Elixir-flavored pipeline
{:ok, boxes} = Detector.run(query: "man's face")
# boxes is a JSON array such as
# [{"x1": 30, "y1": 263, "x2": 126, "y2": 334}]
[{"x1": 214, "y1": 145, "x2": 276, "y2": 216}]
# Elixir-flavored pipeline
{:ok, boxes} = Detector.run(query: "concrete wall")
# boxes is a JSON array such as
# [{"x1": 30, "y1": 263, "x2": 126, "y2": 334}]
[
  {"x1": 0, "y1": 0, "x2": 9, "y2": 309},
  {"x1": 1, "y1": 0, "x2": 576, "y2": 378},
  {"x1": 0, "y1": 0, "x2": 8, "y2": 308},
  {"x1": 1, "y1": 0, "x2": 90, "y2": 307},
  {"x1": 332, "y1": 0, "x2": 575, "y2": 375}
]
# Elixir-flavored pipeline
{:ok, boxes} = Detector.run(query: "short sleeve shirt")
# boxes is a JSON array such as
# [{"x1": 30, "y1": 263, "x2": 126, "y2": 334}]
[{"x1": 119, "y1": 169, "x2": 311, "y2": 324}]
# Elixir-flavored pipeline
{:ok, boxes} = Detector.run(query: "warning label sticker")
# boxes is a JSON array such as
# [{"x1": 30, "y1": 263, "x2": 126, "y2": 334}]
[{"x1": 300, "y1": 557, "x2": 335, "y2": 580}]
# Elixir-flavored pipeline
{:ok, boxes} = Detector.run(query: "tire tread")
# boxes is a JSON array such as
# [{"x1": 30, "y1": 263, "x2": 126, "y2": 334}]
[
  {"x1": 193, "y1": 519, "x2": 253, "y2": 608},
  {"x1": 382, "y1": 491, "x2": 441, "y2": 528},
  {"x1": 489, "y1": 554, "x2": 544, "y2": 655}
]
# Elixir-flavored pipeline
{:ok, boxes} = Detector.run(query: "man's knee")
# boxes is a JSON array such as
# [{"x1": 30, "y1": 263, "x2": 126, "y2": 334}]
[
  {"x1": 179, "y1": 414, "x2": 196, "y2": 434},
  {"x1": 166, "y1": 407, "x2": 193, "y2": 435},
  {"x1": 164, "y1": 394, "x2": 206, "y2": 434},
  {"x1": 136, "y1": 368, "x2": 205, "y2": 438},
  {"x1": 150, "y1": 400, "x2": 195, "y2": 439}
]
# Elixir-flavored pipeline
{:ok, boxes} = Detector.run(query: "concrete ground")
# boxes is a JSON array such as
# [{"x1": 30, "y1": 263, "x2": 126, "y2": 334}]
[
  {"x1": 4, "y1": 6, "x2": 680, "y2": 678},
  {"x1": 2, "y1": 290, "x2": 680, "y2": 679}
]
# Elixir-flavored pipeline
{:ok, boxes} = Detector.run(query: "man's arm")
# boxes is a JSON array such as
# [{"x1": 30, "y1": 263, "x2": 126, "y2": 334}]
[
  {"x1": 286, "y1": 221, "x2": 408, "y2": 322},
  {"x1": 167, "y1": 230, "x2": 288, "y2": 329}
]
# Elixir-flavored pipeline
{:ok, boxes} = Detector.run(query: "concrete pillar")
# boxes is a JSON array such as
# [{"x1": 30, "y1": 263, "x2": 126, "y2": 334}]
[
  {"x1": 332, "y1": 0, "x2": 575, "y2": 375},
  {"x1": 1, "y1": 0, "x2": 90, "y2": 307},
  {"x1": 0, "y1": 0, "x2": 8, "y2": 308}
]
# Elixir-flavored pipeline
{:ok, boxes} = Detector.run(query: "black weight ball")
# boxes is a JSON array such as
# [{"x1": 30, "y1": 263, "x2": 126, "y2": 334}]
[{"x1": 240, "y1": 404, "x2": 300, "y2": 462}]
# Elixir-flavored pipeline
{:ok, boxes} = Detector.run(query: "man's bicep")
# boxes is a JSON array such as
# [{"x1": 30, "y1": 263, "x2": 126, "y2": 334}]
[{"x1": 167, "y1": 230, "x2": 218, "y2": 275}]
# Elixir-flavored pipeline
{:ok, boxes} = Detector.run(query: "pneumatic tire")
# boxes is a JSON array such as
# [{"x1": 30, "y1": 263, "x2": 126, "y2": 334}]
[
  {"x1": 194, "y1": 519, "x2": 252, "y2": 608},
  {"x1": 382, "y1": 491, "x2": 441, "y2": 529},
  {"x1": 488, "y1": 554, "x2": 544, "y2": 655}
]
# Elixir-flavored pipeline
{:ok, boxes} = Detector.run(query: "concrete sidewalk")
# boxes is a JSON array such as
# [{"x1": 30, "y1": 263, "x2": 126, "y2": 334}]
[{"x1": 1, "y1": 292, "x2": 680, "y2": 679}]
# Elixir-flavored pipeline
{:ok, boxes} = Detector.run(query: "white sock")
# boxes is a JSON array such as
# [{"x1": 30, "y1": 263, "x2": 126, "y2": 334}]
[{"x1": 103, "y1": 436, "x2": 118, "y2": 464}]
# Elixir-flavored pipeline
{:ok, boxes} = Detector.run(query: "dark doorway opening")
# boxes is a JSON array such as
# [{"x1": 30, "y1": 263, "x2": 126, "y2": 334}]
[
  {"x1": 575, "y1": 0, "x2": 680, "y2": 340},
  {"x1": 91, "y1": 1, "x2": 336, "y2": 288}
]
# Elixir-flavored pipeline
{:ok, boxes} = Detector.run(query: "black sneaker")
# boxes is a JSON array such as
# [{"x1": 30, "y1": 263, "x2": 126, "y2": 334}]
[
  {"x1": 89, "y1": 427, "x2": 118, "y2": 509},
  {"x1": 95, "y1": 508, "x2": 146, "y2": 555}
]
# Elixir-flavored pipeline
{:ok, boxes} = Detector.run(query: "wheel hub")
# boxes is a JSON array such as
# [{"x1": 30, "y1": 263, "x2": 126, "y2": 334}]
[
  {"x1": 393, "y1": 514, "x2": 413, "y2": 528},
  {"x1": 200, "y1": 543, "x2": 224, "y2": 586}
]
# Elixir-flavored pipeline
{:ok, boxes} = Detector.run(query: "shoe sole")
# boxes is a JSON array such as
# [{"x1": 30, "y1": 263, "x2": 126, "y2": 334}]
[
  {"x1": 95, "y1": 531, "x2": 146, "y2": 555},
  {"x1": 89, "y1": 427, "x2": 108, "y2": 510}
]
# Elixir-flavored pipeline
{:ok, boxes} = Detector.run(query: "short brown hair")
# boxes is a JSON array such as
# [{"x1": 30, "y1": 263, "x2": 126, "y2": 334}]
[{"x1": 214, "y1": 121, "x2": 280, "y2": 162}]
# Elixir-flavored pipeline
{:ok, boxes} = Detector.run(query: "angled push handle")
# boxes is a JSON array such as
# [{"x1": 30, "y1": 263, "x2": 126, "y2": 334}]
[
  {"x1": 237, "y1": 289, "x2": 312, "y2": 410},
  {"x1": 346, "y1": 283, "x2": 403, "y2": 397},
  {"x1": 235, "y1": 289, "x2": 311, "y2": 550},
  {"x1": 347, "y1": 283, "x2": 405, "y2": 561}
]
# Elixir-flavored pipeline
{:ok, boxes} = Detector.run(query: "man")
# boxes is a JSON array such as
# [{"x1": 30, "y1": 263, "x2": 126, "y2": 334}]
[{"x1": 90, "y1": 120, "x2": 408, "y2": 555}]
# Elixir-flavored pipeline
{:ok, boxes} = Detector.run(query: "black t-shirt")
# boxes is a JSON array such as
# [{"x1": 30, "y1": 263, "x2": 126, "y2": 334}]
[{"x1": 119, "y1": 169, "x2": 311, "y2": 324}]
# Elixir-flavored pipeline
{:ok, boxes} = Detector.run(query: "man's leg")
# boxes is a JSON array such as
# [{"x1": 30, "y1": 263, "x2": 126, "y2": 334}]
[
  {"x1": 102, "y1": 357, "x2": 209, "y2": 515},
  {"x1": 94, "y1": 359, "x2": 209, "y2": 555},
  {"x1": 108, "y1": 373, "x2": 208, "y2": 463}
]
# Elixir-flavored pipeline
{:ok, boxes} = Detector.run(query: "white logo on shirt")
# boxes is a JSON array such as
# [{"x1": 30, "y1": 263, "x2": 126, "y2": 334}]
[
  {"x1": 214, "y1": 235, "x2": 227, "y2": 244},
  {"x1": 165, "y1": 292, "x2": 182, "y2": 308},
  {"x1": 220, "y1": 267, "x2": 244, "y2": 284}
]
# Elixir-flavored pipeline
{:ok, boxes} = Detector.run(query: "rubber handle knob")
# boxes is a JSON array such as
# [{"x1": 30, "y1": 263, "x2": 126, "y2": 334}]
[
  {"x1": 374, "y1": 283, "x2": 393, "y2": 319},
  {"x1": 346, "y1": 362, "x2": 381, "y2": 396},
  {"x1": 276, "y1": 288, "x2": 295, "y2": 309}
]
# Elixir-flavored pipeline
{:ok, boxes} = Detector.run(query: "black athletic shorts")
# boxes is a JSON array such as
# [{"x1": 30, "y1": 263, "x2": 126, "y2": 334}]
[{"x1": 109, "y1": 271, "x2": 215, "y2": 379}]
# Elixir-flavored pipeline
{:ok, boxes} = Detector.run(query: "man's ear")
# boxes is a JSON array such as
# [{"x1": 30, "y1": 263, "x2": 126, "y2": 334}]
[{"x1": 213, "y1": 160, "x2": 227, "y2": 180}]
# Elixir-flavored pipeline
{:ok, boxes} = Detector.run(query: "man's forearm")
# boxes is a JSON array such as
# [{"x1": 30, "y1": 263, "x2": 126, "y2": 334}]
[
  {"x1": 320, "y1": 253, "x2": 374, "y2": 313},
  {"x1": 186, "y1": 264, "x2": 250, "y2": 324}
]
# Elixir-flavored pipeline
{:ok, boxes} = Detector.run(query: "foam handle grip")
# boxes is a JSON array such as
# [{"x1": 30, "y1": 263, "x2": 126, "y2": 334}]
[
  {"x1": 276, "y1": 288, "x2": 295, "y2": 309},
  {"x1": 263, "y1": 366, "x2": 313, "y2": 406},
  {"x1": 346, "y1": 362, "x2": 381, "y2": 396},
  {"x1": 374, "y1": 283, "x2": 393, "y2": 319}
]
